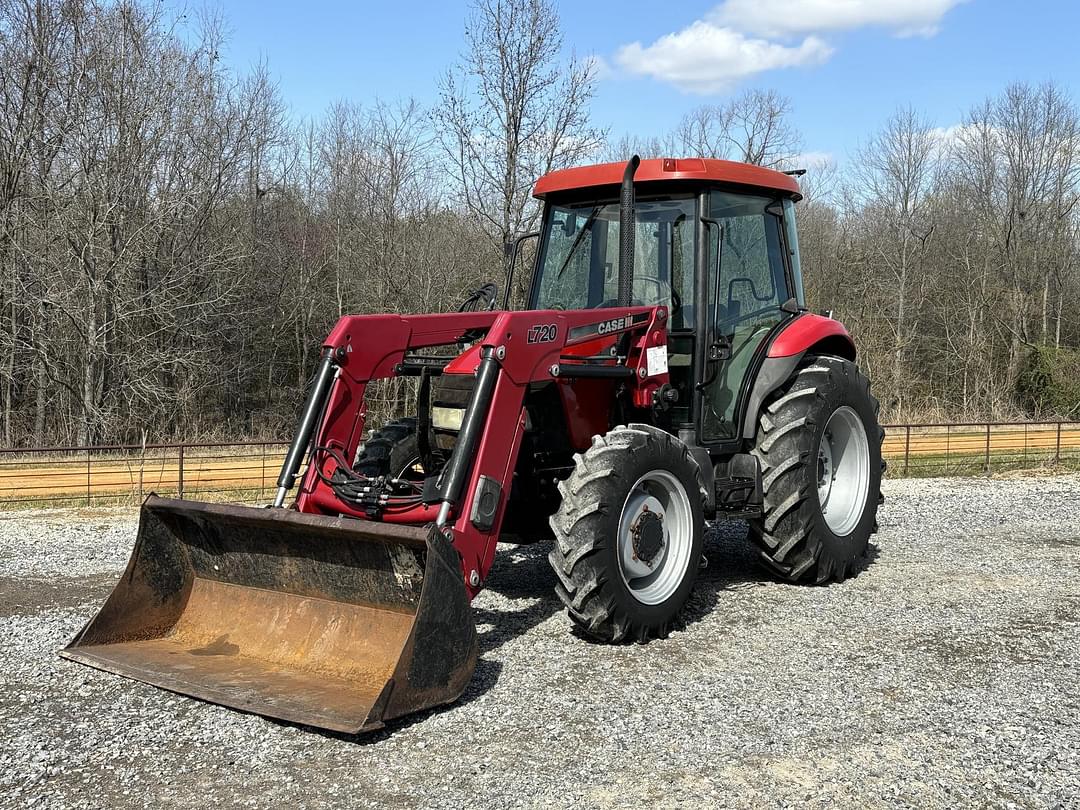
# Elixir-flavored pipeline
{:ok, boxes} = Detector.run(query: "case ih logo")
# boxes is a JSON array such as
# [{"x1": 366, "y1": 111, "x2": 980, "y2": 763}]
[
  {"x1": 527, "y1": 324, "x2": 558, "y2": 344},
  {"x1": 566, "y1": 312, "x2": 651, "y2": 342},
  {"x1": 596, "y1": 316, "x2": 630, "y2": 335}
]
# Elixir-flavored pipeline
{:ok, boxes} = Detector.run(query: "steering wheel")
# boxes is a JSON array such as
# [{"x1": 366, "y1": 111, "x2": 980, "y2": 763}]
[{"x1": 633, "y1": 276, "x2": 674, "y2": 307}]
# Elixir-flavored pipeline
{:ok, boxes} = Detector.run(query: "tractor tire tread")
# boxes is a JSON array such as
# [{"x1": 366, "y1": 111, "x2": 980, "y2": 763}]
[
  {"x1": 548, "y1": 424, "x2": 707, "y2": 643},
  {"x1": 749, "y1": 355, "x2": 884, "y2": 584},
  {"x1": 353, "y1": 419, "x2": 421, "y2": 479}
]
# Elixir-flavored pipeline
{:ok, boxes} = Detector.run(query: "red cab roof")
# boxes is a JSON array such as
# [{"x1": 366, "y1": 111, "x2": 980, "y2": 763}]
[{"x1": 533, "y1": 157, "x2": 802, "y2": 200}]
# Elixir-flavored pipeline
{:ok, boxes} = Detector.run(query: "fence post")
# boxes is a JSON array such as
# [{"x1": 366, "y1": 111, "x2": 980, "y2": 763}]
[
  {"x1": 178, "y1": 444, "x2": 185, "y2": 500},
  {"x1": 984, "y1": 423, "x2": 991, "y2": 473},
  {"x1": 86, "y1": 447, "x2": 91, "y2": 506},
  {"x1": 1056, "y1": 422, "x2": 1062, "y2": 464},
  {"x1": 904, "y1": 425, "x2": 910, "y2": 476}
]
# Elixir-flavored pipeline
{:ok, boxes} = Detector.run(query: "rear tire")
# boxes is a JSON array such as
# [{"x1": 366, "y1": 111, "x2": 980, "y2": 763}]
[
  {"x1": 354, "y1": 418, "x2": 423, "y2": 479},
  {"x1": 548, "y1": 424, "x2": 706, "y2": 642},
  {"x1": 749, "y1": 355, "x2": 883, "y2": 583}
]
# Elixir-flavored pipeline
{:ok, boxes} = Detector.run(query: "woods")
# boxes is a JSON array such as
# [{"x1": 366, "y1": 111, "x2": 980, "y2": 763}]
[{"x1": 1, "y1": 0, "x2": 1078, "y2": 447}]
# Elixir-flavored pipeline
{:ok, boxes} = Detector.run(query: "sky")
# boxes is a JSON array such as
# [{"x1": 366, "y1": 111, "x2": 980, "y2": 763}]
[{"x1": 179, "y1": 0, "x2": 1080, "y2": 168}]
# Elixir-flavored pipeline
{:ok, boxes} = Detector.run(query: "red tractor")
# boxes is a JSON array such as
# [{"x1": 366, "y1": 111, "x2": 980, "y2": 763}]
[{"x1": 63, "y1": 157, "x2": 883, "y2": 734}]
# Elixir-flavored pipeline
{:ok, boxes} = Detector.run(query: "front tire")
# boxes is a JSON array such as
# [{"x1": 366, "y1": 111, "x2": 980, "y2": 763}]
[
  {"x1": 749, "y1": 355, "x2": 883, "y2": 583},
  {"x1": 548, "y1": 424, "x2": 707, "y2": 642}
]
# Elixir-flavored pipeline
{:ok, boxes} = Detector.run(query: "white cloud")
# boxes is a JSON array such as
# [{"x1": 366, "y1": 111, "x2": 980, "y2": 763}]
[
  {"x1": 616, "y1": 22, "x2": 832, "y2": 94},
  {"x1": 793, "y1": 150, "x2": 835, "y2": 167},
  {"x1": 930, "y1": 124, "x2": 964, "y2": 144},
  {"x1": 583, "y1": 54, "x2": 613, "y2": 82},
  {"x1": 711, "y1": 0, "x2": 969, "y2": 39}
]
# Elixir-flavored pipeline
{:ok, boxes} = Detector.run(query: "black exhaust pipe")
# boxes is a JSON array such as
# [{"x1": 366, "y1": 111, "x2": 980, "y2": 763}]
[{"x1": 618, "y1": 155, "x2": 640, "y2": 308}]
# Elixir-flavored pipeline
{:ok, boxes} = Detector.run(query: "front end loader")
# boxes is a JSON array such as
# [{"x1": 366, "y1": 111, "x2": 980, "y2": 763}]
[{"x1": 62, "y1": 157, "x2": 884, "y2": 734}]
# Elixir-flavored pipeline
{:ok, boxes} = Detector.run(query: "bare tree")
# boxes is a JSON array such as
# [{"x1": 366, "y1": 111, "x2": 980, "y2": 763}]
[
  {"x1": 851, "y1": 106, "x2": 939, "y2": 414},
  {"x1": 677, "y1": 89, "x2": 801, "y2": 167},
  {"x1": 435, "y1": 0, "x2": 603, "y2": 266},
  {"x1": 2, "y1": 1, "x2": 1080, "y2": 447}
]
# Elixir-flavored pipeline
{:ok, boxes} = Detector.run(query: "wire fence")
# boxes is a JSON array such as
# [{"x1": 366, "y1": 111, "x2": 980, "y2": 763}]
[
  {"x1": 0, "y1": 441, "x2": 290, "y2": 508},
  {"x1": 881, "y1": 421, "x2": 1080, "y2": 477},
  {"x1": 0, "y1": 421, "x2": 1077, "y2": 508}
]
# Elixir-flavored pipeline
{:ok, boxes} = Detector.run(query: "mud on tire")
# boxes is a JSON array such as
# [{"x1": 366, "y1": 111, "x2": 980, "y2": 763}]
[
  {"x1": 749, "y1": 355, "x2": 884, "y2": 583},
  {"x1": 548, "y1": 424, "x2": 707, "y2": 643}
]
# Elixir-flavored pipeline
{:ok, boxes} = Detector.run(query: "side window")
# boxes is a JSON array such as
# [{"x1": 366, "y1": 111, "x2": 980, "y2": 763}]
[
  {"x1": 700, "y1": 191, "x2": 790, "y2": 443},
  {"x1": 711, "y1": 192, "x2": 788, "y2": 335}
]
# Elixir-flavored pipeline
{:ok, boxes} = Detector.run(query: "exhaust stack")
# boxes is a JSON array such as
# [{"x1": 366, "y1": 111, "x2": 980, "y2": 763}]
[{"x1": 617, "y1": 155, "x2": 640, "y2": 308}]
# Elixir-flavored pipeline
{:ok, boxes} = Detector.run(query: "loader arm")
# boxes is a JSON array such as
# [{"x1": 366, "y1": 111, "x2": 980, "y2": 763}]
[
  {"x1": 61, "y1": 305, "x2": 669, "y2": 734},
  {"x1": 292, "y1": 305, "x2": 671, "y2": 598}
]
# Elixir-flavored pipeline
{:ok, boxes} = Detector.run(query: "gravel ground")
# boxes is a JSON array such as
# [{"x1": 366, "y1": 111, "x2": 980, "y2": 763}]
[{"x1": 1, "y1": 474, "x2": 1079, "y2": 809}]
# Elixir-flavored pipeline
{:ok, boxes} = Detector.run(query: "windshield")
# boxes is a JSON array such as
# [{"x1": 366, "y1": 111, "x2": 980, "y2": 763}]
[{"x1": 531, "y1": 197, "x2": 696, "y2": 330}]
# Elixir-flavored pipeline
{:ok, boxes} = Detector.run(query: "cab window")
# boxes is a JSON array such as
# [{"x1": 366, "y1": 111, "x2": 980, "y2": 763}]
[
  {"x1": 532, "y1": 198, "x2": 697, "y2": 331},
  {"x1": 701, "y1": 191, "x2": 792, "y2": 442}
]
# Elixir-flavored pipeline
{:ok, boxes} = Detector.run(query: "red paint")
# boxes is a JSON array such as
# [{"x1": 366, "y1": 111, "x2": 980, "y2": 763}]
[
  {"x1": 768, "y1": 314, "x2": 855, "y2": 358},
  {"x1": 292, "y1": 306, "x2": 670, "y2": 598},
  {"x1": 559, "y1": 378, "x2": 614, "y2": 450},
  {"x1": 302, "y1": 486, "x2": 443, "y2": 524},
  {"x1": 442, "y1": 343, "x2": 482, "y2": 375},
  {"x1": 534, "y1": 158, "x2": 802, "y2": 200}
]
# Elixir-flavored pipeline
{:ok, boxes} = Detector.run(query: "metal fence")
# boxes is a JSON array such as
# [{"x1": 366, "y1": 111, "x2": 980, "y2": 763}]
[
  {"x1": 0, "y1": 421, "x2": 1077, "y2": 508},
  {"x1": 0, "y1": 440, "x2": 290, "y2": 507},
  {"x1": 881, "y1": 421, "x2": 1080, "y2": 477}
]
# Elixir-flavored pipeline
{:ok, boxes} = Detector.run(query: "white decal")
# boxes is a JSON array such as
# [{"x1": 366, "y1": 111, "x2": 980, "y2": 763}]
[{"x1": 646, "y1": 345, "x2": 668, "y2": 377}]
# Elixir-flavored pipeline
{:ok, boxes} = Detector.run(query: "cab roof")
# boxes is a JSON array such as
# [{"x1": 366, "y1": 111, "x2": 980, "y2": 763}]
[{"x1": 533, "y1": 157, "x2": 802, "y2": 201}]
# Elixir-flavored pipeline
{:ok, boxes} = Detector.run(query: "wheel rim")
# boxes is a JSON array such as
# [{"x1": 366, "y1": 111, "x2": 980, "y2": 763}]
[
  {"x1": 616, "y1": 470, "x2": 694, "y2": 605},
  {"x1": 395, "y1": 456, "x2": 426, "y2": 481},
  {"x1": 817, "y1": 406, "x2": 870, "y2": 536}
]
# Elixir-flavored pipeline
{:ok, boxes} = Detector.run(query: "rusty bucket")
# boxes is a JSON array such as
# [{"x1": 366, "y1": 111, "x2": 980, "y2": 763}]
[{"x1": 60, "y1": 496, "x2": 477, "y2": 734}]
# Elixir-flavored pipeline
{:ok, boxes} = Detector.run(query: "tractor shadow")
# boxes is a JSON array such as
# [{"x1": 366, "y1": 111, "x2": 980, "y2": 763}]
[
  {"x1": 294, "y1": 654, "x2": 505, "y2": 745},
  {"x1": 298, "y1": 529, "x2": 882, "y2": 745},
  {"x1": 473, "y1": 541, "x2": 563, "y2": 655},
  {"x1": 593, "y1": 521, "x2": 880, "y2": 639}
]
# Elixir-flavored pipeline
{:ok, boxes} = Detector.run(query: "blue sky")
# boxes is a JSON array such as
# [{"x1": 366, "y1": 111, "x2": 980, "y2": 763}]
[{"x1": 185, "y1": 1, "x2": 1080, "y2": 166}]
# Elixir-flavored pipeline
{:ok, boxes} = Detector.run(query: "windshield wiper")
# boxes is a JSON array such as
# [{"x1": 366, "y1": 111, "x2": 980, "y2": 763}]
[{"x1": 555, "y1": 206, "x2": 602, "y2": 280}]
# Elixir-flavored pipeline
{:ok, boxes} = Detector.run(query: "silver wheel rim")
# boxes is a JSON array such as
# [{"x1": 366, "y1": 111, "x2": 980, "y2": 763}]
[
  {"x1": 817, "y1": 406, "x2": 870, "y2": 537},
  {"x1": 396, "y1": 456, "x2": 425, "y2": 480},
  {"x1": 616, "y1": 470, "x2": 694, "y2": 605}
]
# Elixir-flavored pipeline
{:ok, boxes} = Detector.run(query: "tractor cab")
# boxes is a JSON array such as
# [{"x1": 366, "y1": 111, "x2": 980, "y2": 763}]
[{"x1": 530, "y1": 157, "x2": 806, "y2": 444}]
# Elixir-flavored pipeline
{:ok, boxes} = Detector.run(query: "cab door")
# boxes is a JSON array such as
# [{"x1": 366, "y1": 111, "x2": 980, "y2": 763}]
[{"x1": 699, "y1": 191, "x2": 795, "y2": 444}]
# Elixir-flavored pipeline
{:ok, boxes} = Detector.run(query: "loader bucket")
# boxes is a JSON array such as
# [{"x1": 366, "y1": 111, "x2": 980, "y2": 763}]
[{"x1": 60, "y1": 496, "x2": 477, "y2": 734}]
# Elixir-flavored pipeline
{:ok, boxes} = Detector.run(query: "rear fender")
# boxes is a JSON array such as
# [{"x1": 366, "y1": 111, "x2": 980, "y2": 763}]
[{"x1": 740, "y1": 314, "x2": 856, "y2": 440}]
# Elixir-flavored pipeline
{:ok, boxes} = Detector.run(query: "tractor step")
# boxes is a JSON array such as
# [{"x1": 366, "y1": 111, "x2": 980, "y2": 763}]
[
  {"x1": 714, "y1": 477, "x2": 763, "y2": 518},
  {"x1": 713, "y1": 453, "x2": 764, "y2": 519}
]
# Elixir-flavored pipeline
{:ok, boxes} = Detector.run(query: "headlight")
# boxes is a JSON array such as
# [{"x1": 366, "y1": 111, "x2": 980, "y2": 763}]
[{"x1": 431, "y1": 406, "x2": 465, "y2": 432}]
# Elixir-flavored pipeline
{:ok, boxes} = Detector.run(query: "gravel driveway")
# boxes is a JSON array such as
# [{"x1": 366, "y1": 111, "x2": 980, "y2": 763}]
[{"x1": 1, "y1": 474, "x2": 1079, "y2": 809}]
